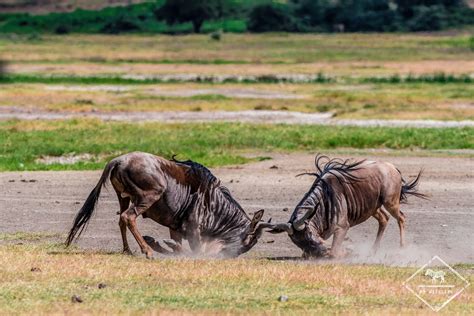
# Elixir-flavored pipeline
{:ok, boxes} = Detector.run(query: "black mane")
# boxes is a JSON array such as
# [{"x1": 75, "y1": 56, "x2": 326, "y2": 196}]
[
  {"x1": 171, "y1": 156, "x2": 218, "y2": 186},
  {"x1": 295, "y1": 155, "x2": 365, "y2": 231},
  {"x1": 171, "y1": 156, "x2": 249, "y2": 247},
  {"x1": 171, "y1": 156, "x2": 245, "y2": 212}
]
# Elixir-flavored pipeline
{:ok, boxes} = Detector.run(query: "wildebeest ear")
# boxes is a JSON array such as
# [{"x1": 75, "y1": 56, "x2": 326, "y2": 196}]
[{"x1": 249, "y1": 209, "x2": 265, "y2": 232}]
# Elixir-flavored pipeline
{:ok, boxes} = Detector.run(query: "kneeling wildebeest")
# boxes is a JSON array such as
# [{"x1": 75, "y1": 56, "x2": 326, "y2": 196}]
[
  {"x1": 270, "y1": 155, "x2": 426, "y2": 258},
  {"x1": 66, "y1": 152, "x2": 272, "y2": 258}
]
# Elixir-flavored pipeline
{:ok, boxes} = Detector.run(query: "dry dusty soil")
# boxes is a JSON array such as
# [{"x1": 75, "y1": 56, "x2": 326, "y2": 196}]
[{"x1": 0, "y1": 153, "x2": 473, "y2": 265}]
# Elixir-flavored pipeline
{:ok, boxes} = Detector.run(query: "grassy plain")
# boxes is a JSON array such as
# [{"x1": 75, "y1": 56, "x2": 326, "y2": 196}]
[
  {"x1": 1, "y1": 33, "x2": 473, "y2": 121},
  {"x1": 0, "y1": 236, "x2": 472, "y2": 315},
  {"x1": 2, "y1": 33, "x2": 473, "y2": 64},
  {"x1": 0, "y1": 32, "x2": 473, "y2": 314}
]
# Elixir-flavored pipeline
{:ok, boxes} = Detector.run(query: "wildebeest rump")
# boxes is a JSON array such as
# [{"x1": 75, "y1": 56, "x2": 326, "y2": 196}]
[
  {"x1": 66, "y1": 152, "x2": 272, "y2": 258},
  {"x1": 270, "y1": 155, "x2": 426, "y2": 258}
]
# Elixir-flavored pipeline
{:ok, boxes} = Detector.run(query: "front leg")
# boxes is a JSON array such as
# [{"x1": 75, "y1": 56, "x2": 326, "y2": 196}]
[
  {"x1": 166, "y1": 229, "x2": 183, "y2": 253},
  {"x1": 329, "y1": 226, "x2": 349, "y2": 259}
]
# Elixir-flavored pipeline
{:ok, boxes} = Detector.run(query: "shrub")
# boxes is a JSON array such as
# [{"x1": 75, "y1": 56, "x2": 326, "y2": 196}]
[
  {"x1": 100, "y1": 14, "x2": 141, "y2": 34},
  {"x1": 247, "y1": 3, "x2": 296, "y2": 32},
  {"x1": 54, "y1": 24, "x2": 70, "y2": 34},
  {"x1": 210, "y1": 29, "x2": 222, "y2": 40},
  {"x1": 407, "y1": 5, "x2": 447, "y2": 31}
]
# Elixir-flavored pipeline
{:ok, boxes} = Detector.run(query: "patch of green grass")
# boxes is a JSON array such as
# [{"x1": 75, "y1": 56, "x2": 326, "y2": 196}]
[
  {"x1": 190, "y1": 94, "x2": 230, "y2": 101},
  {"x1": 0, "y1": 73, "x2": 334, "y2": 84},
  {"x1": 2, "y1": 72, "x2": 472, "y2": 86},
  {"x1": 364, "y1": 73, "x2": 473, "y2": 84},
  {"x1": 0, "y1": 120, "x2": 472, "y2": 171}
]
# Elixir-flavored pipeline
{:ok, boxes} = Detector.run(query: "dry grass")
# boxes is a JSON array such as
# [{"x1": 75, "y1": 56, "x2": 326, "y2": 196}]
[
  {"x1": 7, "y1": 60, "x2": 474, "y2": 77},
  {"x1": 0, "y1": 239, "x2": 472, "y2": 315},
  {"x1": 2, "y1": 33, "x2": 473, "y2": 77},
  {"x1": 1, "y1": 82, "x2": 472, "y2": 120},
  {"x1": 1, "y1": 33, "x2": 472, "y2": 121}
]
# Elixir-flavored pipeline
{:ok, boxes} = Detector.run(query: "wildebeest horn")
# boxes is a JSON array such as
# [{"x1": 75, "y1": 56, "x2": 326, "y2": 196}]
[
  {"x1": 267, "y1": 223, "x2": 293, "y2": 235},
  {"x1": 292, "y1": 207, "x2": 315, "y2": 231}
]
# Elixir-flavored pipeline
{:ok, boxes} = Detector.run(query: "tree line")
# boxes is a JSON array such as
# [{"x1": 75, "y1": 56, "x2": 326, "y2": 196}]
[{"x1": 0, "y1": 0, "x2": 472, "y2": 34}]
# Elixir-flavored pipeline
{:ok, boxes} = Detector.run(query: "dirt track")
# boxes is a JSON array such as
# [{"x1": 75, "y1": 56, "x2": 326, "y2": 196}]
[
  {"x1": 0, "y1": 153, "x2": 473, "y2": 265},
  {"x1": 2, "y1": 107, "x2": 474, "y2": 128}
]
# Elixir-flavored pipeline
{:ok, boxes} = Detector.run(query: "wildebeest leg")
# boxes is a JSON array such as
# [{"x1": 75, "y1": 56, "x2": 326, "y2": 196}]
[
  {"x1": 372, "y1": 208, "x2": 389, "y2": 252},
  {"x1": 121, "y1": 196, "x2": 161, "y2": 259},
  {"x1": 398, "y1": 211, "x2": 406, "y2": 247},
  {"x1": 166, "y1": 229, "x2": 183, "y2": 253},
  {"x1": 329, "y1": 226, "x2": 349, "y2": 258},
  {"x1": 116, "y1": 193, "x2": 132, "y2": 255},
  {"x1": 383, "y1": 201, "x2": 406, "y2": 247}
]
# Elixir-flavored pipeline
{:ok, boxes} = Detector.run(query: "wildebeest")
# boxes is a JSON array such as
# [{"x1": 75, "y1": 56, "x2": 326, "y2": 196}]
[
  {"x1": 269, "y1": 155, "x2": 426, "y2": 258},
  {"x1": 425, "y1": 269, "x2": 446, "y2": 283},
  {"x1": 66, "y1": 152, "x2": 272, "y2": 258}
]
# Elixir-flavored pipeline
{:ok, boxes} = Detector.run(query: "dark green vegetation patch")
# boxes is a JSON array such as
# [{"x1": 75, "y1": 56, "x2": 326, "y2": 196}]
[{"x1": 0, "y1": 0, "x2": 473, "y2": 34}]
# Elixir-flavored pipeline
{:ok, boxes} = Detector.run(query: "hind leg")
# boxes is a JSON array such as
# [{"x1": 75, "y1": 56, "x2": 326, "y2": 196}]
[
  {"x1": 372, "y1": 208, "x2": 389, "y2": 252},
  {"x1": 121, "y1": 194, "x2": 162, "y2": 259},
  {"x1": 114, "y1": 191, "x2": 131, "y2": 254},
  {"x1": 383, "y1": 201, "x2": 406, "y2": 247},
  {"x1": 116, "y1": 193, "x2": 132, "y2": 254}
]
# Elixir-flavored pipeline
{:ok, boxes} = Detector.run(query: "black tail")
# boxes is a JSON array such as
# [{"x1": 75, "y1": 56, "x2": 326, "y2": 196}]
[
  {"x1": 400, "y1": 170, "x2": 427, "y2": 203},
  {"x1": 65, "y1": 159, "x2": 118, "y2": 246}
]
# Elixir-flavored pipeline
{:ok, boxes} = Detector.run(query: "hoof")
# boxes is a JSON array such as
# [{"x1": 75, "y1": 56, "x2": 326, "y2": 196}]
[
  {"x1": 163, "y1": 239, "x2": 182, "y2": 253},
  {"x1": 143, "y1": 235, "x2": 156, "y2": 245},
  {"x1": 328, "y1": 248, "x2": 349, "y2": 259},
  {"x1": 122, "y1": 248, "x2": 133, "y2": 255},
  {"x1": 143, "y1": 235, "x2": 172, "y2": 254},
  {"x1": 145, "y1": 251, "x2": 155, "y2": 260}
]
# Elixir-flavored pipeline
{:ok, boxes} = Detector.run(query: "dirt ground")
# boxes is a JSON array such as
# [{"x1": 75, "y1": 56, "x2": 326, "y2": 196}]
[
  {"x1": 2, "y1": 107, "x2": 474, "y2": 128},
  {"x1": 0, "y1": 153, "x2": 472, "y2": 265}
]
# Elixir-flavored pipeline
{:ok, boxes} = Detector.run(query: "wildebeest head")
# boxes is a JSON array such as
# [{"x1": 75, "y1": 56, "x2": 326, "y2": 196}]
[
  {"x1": 268, "y1": 155, "x2": 364, "y2": 258},
  {"x1": 210, "y1": 208, "x2": 275, "y2": 257},
  {"x1": 172, "y1": 158, "x2": 275, "y2": 257},
  {"x1": 268, "y1": 210, "x2": 329, "y2": 258}
]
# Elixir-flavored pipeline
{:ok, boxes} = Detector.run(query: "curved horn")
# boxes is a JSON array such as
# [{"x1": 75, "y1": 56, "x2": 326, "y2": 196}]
[
  {"x1": 292, "y1": 207, "x2": 315, "y2": 231},
  {"x1": 267, "y1": 223, "x2": 293, "y2": 235}
]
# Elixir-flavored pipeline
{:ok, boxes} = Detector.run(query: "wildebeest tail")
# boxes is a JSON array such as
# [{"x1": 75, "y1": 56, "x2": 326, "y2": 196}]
[
  {"x1": 400, "y1": 169, "x2": 427, "y2": 203},
  {"x1": 66, "y1": 159, "x2": 118, "y2": 246}
]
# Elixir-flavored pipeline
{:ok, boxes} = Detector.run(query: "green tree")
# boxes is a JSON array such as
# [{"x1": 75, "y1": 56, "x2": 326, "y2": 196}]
[{"x1": 155, "y1": 0, "x2": 226, "y2": 33}]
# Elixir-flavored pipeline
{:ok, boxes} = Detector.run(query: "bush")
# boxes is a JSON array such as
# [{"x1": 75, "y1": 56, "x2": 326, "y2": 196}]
[
  {"x1": 407, "y1": 5, "x2": 447, "y2": 31},
  {"x1": 210, "y1": 30, "x2": 222, "y2": 40},
  {"x1": 100, "y1": 14, "x2": 141, "y2": 34},
  {"x1": 247, "y1": 3, "x2": 296, "y2": 32},
  {"x1": 54, "y1": 24, "x2": 70, "y2": 34}
]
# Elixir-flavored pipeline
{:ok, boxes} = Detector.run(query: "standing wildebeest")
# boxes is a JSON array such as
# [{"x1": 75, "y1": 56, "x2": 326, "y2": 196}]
[
  {"x1": 270, "y1": 155, "x2": 425, "y2": 258},
  {"x1": 66, "y1": 152, "x2": 271, "y2": 258}
]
